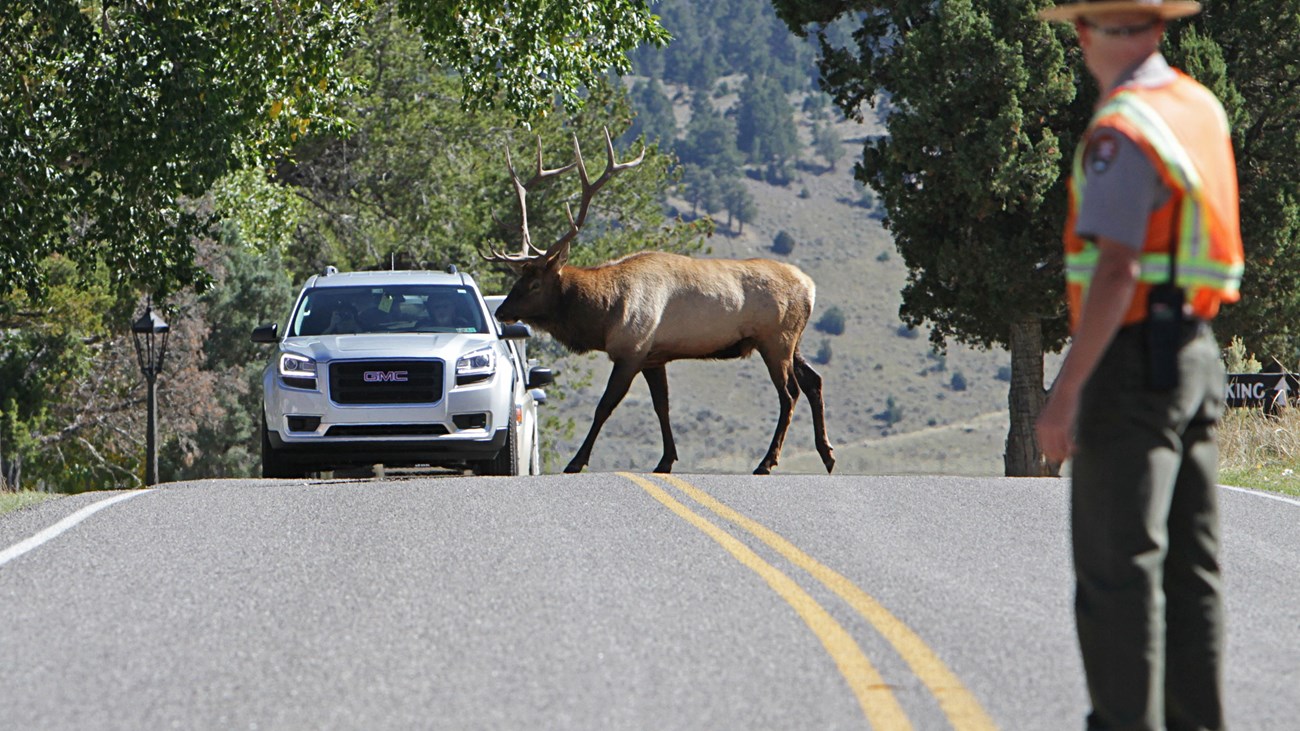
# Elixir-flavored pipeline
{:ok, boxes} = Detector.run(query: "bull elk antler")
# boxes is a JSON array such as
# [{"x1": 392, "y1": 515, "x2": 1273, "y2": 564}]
[{"x1": 481, "y1": 127, "x2": 645, "y2": 265}]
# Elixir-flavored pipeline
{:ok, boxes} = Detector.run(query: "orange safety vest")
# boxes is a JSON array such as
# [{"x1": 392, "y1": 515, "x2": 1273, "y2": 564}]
[{"x1": 1063, "y1": 69, "x2": 1244, "y2": 331}]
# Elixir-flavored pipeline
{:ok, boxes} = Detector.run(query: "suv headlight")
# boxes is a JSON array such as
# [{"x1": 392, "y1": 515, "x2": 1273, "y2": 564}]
[
  {"x1": 456, "y1": 346, "x2": 496, "y2": 385},
  {"x1": 279, "y1": 353, "x2": 318, "y2": 389}
]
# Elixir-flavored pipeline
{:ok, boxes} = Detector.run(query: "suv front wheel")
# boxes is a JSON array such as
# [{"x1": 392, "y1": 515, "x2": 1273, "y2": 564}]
[
  {"x1": 262, "y1": 414, "x2": 307, "y2": 479},
  {"x1": 476, "y1": 417, "x2": 518, "y2": 476}
]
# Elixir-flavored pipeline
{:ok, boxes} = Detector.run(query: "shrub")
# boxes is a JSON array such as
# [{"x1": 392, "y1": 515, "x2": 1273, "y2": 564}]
[
  {"x1": 772, "y1": 230, "x2": 796, "y2": 255},
  {"x1": 876, "y1": 395, "x2": 904, "y2": 427},
  {"x1": 1224, "y1": 336, "x2": 1262, "y2": 373},
  {"x1": 814, "y1": 339, "x2": 832, "y2": 365},
  {"x1": 951, "y1": 371, "x2": 968, "y2": 391},
  {"x1": 815, "y1": 306, "x2": 846, "y2": 335}
]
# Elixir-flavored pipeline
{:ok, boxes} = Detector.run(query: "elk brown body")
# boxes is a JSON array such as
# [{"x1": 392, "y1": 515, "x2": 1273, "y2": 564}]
[{"x1": 484, "y1": 131, "x2": 835, "y2": 475}]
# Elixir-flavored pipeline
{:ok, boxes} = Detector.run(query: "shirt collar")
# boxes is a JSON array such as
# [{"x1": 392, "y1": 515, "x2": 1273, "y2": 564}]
[{"x1": 1108, "y1": 53, "x2": 1177, "y2": 96}]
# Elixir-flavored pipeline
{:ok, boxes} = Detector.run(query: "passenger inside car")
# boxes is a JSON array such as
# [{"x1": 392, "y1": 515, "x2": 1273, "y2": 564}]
[{"x1": 424, "y1": 293, "x2": 476, "y2": 331}]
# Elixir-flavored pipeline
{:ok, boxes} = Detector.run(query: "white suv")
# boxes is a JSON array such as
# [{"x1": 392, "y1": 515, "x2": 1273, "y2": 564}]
[{"x1": 252, "y1": 267, "x2": 552, "y2": 477}]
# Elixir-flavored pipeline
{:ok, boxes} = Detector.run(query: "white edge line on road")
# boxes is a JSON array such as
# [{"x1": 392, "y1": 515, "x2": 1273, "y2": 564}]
[
  {"x1": 1220, "y1": 484, "x2": 1300, "y2": 508},
  {"x1": 0, "y1": 491, "x2": 148, "y2": 568}
]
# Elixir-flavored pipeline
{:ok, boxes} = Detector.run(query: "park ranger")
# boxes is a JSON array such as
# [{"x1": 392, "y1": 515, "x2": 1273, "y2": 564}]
[{"x1": 1035, "y1": 1, "x2": 1245, "y2": 729}]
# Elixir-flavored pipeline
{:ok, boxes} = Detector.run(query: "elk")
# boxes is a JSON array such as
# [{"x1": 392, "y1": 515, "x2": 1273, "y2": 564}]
[{"x1": 485, "y1": 130, "x2": 835, "y2": 475}]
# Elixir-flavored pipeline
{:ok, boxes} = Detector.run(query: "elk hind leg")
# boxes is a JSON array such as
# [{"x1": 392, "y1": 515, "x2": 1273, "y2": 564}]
[
  {"x1": 642, "y1": 366, "x2": 678, "y2": 473},
  {"x1": 755, "y1": 351, "x2": 800, "y2": 475},
  {"x1": 567, "y1": 362, "x2": 639, "y2": 473},
  {"x1": 794, "y1": 351, "x2": 835, "y2": 473}
]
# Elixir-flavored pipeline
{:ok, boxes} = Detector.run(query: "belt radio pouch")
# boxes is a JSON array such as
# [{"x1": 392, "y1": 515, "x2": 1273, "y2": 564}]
[{"x1": 1145, "y1": 282, "x2": 1184, "y2": 391}]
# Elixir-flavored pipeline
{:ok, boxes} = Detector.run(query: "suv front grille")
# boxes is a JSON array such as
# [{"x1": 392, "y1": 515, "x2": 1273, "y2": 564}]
[{"x1": 330, "y1": 360, "x2": 444, "y2": 404}]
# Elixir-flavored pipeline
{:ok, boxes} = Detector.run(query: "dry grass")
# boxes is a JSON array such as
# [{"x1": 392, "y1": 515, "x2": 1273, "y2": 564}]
[{"x1": 1218, "y1": 407, "x2": 1300, "y2": 497}]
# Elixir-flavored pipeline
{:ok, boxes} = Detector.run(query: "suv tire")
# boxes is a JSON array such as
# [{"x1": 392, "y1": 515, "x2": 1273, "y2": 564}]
[
  {"x1": 477, "y1": 417, "x2": 518, "y2": 476},
  {"x1": 262, "y1": 414, "x2": 306, "y2": 479}
]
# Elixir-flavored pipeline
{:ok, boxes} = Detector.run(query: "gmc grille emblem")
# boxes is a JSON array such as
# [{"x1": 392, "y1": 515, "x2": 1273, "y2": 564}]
[{"x1": 363, "y1": 370, "x2": 409, "y2": 383}]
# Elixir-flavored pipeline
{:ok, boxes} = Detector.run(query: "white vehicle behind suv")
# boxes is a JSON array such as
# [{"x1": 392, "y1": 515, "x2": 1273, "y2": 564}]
[{"x1": 252, "y1": 267, "x2": 552, "y2": 477}]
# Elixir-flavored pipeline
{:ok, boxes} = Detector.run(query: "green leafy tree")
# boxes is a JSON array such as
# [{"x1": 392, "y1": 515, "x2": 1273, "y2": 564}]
[
  {"x1": 3, "y1": 0, "x2": 668, "y2": 302},
  {"x1": 775, "y1": 0, "x2": 1087, "y2": 476},
  {"x1": 1, "y1": 0, "x2": 368, "y2": 301},
  {"x1": 0, "y1": 257, "x2": 137, "y2": 491},
  {"x1": 396, "y1": 0, "x2": 670, "y2": 121},
  {"x1": 280, "y1": 11, "x2": 699, "y2": 293}
]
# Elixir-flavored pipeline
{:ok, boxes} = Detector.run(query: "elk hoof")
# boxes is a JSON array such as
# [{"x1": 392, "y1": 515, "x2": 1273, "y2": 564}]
[
  {"x1": 821, "y1": 447, "x2": 836, "y2": 474},
  {"x1": 753, "y1": 464, "x2": 772, "y2": 476},
  {"x1": 652, "y1": 457, "x2": 675, "y2": 474},
  {"x1": 563, "y1": 460, "x2": 586, "y2": 474}
]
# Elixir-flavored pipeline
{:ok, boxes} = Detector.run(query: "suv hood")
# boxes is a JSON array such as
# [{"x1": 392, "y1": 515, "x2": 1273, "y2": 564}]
[{"x1": 282, "y1": 332, "x2": 497, "y2": 361}]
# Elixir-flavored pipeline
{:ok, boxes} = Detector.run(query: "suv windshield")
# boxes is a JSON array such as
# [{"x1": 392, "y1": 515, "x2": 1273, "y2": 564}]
[{"x1": 290, "y1": 285, "x2": 489, "y2": 336}]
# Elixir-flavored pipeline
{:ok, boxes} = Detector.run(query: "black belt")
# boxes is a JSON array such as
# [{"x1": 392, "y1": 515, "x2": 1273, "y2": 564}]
[{"x1": 1117, "y1": 318, "x2": 1211, "y2": 344}]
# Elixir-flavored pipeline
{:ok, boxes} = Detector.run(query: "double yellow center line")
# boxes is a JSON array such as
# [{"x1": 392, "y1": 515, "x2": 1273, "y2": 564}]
[{"x1": 618, "y1": 472, "x2": 997, "y2": 731}]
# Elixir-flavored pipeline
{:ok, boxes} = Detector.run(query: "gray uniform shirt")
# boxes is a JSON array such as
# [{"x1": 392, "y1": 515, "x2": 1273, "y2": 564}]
[{"x1": 1074, "y1": 54, "x2": 1177, "y2": 250}]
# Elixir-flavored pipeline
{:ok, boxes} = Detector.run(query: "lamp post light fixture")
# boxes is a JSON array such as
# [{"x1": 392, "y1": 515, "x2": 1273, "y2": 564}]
[{"x1": 131, "y1": 303, "x2": 170, "y2": 485}]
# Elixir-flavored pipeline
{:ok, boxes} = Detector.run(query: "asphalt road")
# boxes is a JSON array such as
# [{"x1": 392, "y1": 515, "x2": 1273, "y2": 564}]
[{"x1": 1, "y1": 474, "x2": 1295, "y2": 730}]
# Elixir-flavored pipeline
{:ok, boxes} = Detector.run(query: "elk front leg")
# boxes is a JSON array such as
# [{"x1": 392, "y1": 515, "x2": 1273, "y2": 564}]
[
  {"x1": 566, "y1": 361, "x2": 640, "y2": 473},
  {"x1": 642, "y1": 366, "x2": 677, "y2": 473}
]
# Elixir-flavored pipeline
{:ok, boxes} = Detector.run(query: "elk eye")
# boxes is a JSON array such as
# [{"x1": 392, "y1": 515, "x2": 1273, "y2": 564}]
[{"x1": 528, "y1": 280, "x2": 541, "y2": 293}]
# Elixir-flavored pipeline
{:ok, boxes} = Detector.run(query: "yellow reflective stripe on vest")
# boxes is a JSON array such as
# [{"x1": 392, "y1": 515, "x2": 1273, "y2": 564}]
[
  {"x1": 1070, "y1": 90, "x2": 1240, "y2": 295},
  {"x1": 1066, "y1": 247, "x2": 1243, "y2": 290}
]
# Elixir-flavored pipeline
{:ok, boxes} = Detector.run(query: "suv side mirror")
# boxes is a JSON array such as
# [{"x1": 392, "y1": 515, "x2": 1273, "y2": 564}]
[
  {"x1": 527, "y1": 366, "x2": 554, "y2": 389},
  {"x1": 499, "y1": 323, "x2": 531, "y2": 340},
  {"x1": 251, "y1": 323, "x2": 279, "y2": 343}
]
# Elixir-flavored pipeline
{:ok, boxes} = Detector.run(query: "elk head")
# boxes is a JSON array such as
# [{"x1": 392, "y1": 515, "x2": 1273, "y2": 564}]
[{"x1": 483, "y1": 128, "x2": 644, "y2": 324}]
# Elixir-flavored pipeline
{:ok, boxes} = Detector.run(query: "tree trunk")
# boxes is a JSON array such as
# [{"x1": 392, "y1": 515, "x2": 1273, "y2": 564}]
[{"x1": 1005, "y1": 317, "x2": 1059, "y2": 477}]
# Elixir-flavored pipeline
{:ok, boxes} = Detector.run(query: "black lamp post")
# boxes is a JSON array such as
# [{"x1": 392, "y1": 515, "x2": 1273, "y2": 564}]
[{"x1": 131, "y1": 303, "x2": 170, "y2": 485}]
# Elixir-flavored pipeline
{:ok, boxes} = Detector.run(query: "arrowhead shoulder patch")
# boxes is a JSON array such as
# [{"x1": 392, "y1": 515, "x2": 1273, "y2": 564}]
[{"x1": 1086, "y1": 132, "x2": 1121, "y2": 175}]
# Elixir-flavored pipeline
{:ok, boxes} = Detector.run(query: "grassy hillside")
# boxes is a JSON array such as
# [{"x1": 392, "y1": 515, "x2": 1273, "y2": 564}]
[{"x1": 538, "y1": 84, "x2": 1062, "y2": 476}]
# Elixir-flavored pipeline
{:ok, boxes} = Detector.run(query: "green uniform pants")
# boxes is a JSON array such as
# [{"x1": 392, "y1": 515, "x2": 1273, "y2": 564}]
[{"x1": 1072, "y1": 323, "x2": 1227, "y2": 731}]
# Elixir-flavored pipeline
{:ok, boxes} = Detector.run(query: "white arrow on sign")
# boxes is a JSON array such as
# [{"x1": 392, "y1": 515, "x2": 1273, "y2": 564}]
[{"x1": 1273, "y1": 375, "x2": 1290, "y2": 406}]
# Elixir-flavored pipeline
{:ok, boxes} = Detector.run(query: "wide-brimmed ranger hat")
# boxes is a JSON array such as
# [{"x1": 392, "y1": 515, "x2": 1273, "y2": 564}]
[{"x1": 1038, "y1": 0, "x2": 1201, "y2": 22}]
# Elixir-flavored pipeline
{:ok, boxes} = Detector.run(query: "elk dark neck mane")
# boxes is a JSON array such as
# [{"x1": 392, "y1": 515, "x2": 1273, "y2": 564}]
[{"x1": 533, "y1": 265, "x2": 613, "y2": 355}]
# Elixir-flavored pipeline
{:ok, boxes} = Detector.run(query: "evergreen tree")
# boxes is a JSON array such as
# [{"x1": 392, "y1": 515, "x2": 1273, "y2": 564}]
[
  {"x1": 626, "y1": 79, "x2": 678, "y2": 148},
  {"x1": 724, "y1": 181, "x2": 759, "y2": 234},
  {"x1": 1165, "y1": 8, "x2": 1300, "y2": 363},
  {"x1": 658, "y1": 1, "x2": 707, "y2": 86},
  {"x1": 678, "y1": 89, "x2": 743, "y2": 179},
  {"x1": 717, "y1": 0, "x2": 769, "y2": 73},
  {"x1": 774, "y1": 0, "x2": 1087, "y2": 476},
  {"x1": 736, "y1": 75, "x2": 798, "y2": 166},
  {"x1": 812, "y1": 122, "x2": 844, "y2": 171}
]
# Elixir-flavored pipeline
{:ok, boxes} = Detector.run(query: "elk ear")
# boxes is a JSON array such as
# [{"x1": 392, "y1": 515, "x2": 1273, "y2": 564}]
[{"x1": 545, "y1": 239, "x2": 570, "y2": 273}]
